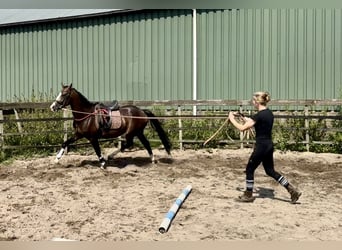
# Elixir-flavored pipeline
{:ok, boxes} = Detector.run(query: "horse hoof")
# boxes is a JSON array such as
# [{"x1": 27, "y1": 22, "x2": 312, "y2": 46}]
[
  {"x1": 100, "y1": 162, "x2": 106, "y2": 170},
  {"x1": 54, "y1": 158, "x2": 59, "y2": 163}
]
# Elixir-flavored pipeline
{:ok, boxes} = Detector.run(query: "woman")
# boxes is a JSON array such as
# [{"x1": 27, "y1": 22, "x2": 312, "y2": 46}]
[{"x1": 228, "y1": 91, "x2": 302, "y2": 203}]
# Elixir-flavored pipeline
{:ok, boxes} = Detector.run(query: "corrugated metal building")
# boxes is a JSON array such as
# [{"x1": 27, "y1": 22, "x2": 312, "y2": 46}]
[
  {"x1": 0, "y1": 9, "x2": 341, "y2": 102},
  {"x1": 197, "y1": 9, "x2": 342, "y2": 101}
]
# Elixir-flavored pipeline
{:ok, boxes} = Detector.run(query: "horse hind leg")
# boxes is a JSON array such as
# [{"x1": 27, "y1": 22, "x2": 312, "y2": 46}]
[
  {"x1": 108, "y1": 148, "x2": 121, "y2": 159},
  {"x1": 137, "y1": 133, "x2": 155, "y2": 164},
  {"x1": 107, "y1": 134, "x2": 134, "y2": 161},
  {"x1": 120, "y1": 134, "x2": 134, "y2": 152}
]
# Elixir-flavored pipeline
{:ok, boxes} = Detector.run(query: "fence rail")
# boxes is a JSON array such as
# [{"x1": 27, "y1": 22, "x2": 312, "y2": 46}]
[
  {"x1": 1, "y1": 99, "x2": 341, "y2": 153},
  {"x1": 1, "y1": 99, "x2": 342, "y2": 109}
]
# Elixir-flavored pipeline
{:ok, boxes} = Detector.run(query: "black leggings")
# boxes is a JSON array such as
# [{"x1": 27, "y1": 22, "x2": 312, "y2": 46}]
[{"x1": 245, "y1": 141, "x2": 282, "y2": 181}]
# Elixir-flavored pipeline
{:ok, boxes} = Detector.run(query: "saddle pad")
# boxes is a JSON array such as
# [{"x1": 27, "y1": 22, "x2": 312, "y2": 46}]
[{"x1": 110, "y1": 110, "x2": 122, "y2": 129}]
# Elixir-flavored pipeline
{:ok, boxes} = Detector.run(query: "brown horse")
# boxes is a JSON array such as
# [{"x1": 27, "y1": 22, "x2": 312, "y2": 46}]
[{"x1": 50, "y1": 84, "x2": 172, "y2": 169}]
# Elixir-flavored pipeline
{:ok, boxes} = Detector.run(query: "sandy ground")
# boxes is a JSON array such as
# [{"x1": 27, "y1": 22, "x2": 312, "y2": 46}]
[{"x1": 0, "y1": 147, "x2": 341, "y2": 241}]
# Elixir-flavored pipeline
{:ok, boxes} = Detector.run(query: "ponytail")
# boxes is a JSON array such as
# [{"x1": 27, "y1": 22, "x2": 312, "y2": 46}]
[{"x1": 253, "y1": 91, "x2": 271, "y2": 105}]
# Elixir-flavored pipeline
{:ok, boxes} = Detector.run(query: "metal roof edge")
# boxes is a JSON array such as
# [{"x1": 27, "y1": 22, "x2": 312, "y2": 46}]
[{"x1": 0, "y1": 9, "x2": 144, "y2": 28}]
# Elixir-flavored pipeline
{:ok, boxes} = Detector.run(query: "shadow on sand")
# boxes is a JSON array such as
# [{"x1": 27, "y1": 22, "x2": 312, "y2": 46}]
[{"x1": 74, "y1": 155, "x2": 174, "y2": 169}]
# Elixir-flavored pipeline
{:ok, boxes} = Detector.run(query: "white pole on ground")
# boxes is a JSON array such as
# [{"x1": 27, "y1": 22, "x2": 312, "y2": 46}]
[
  {"x1": 159, "y1": 184, "x2": 192, "y2": 234},
  {"x1": 51, "y1": 237, "x2": 77, "y2": 241}
]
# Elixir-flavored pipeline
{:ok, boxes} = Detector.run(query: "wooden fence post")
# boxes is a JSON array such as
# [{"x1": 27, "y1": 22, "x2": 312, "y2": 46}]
[
  {"x1": 304, "y1": 105, "x2": 310, "y2": 152},
  {"x1": 63, "y1": 109, "x2": 69, "y2": 152},
  {"x1": 239, "y1": 105, "x2": 244, "y2": 149},
  {"x1": 0, "y1": 109, "x2": 4, "y2": 152},
  {"x1": 13, "y1": 108, "x2": 23, "y2": 134},
  {"x1": 178, "y1": 105, "x2": 183, "y2": 150},
  {"x1": 246, "y1": 109, "x2": 252, "y2": 145}
]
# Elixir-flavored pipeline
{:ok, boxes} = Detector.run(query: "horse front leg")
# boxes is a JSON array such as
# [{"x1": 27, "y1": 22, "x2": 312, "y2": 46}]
[
  {"x1": 89, "y1": 138, "x2": 106, "y2": 169},
  {"x1": 55, "y1": 134, "x2": 81, "y2": 163}
]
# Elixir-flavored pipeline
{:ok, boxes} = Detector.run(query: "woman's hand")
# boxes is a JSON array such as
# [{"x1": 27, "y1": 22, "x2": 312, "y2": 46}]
[
  {"x1": 228, "y1": 111, "x2": 255, "y2": 131},
  {"x1": 228, "y1": 111, "x2": 237, "y2": 121}
]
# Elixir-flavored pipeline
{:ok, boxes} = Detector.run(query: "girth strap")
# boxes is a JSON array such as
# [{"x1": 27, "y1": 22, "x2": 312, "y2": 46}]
[{"x1": 95, "y1": 103, "x2": 122, "y2": 130}]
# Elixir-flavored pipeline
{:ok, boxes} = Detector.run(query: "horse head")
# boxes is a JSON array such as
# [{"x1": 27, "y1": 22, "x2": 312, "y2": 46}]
[{"x1": 50, "y1": 83, "x2": 73, "y2": 112}]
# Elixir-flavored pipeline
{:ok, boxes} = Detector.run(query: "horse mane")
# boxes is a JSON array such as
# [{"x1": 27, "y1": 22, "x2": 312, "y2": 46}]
[{"x1": 72, "y1": 87, "x2": 97, "y2": 106}]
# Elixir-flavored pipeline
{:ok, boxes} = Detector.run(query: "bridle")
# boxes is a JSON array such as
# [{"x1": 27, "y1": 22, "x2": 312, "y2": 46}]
[
  {"x1": 53, "y1": 87, "x2": 72, "y2": 111},
  {"x1": 52, "y1": 87, "x2": 96, "y2": 122}
]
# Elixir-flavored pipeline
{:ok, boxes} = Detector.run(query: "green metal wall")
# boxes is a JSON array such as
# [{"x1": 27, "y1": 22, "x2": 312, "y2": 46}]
[
  {"x1": 0, "y1": 10, "x2": 193, "y2": 102},
  {"x1": 1, "y1": 9, "x2": 342, "y2": 102},
  {"x1": 197, "y1": 9, "x2": 342, "y2": 100}
]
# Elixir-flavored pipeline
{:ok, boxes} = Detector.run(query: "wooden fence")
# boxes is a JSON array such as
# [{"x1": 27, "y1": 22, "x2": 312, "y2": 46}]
[{"x1": 1, "y1": 99, "x2": 341, "y2": 153}]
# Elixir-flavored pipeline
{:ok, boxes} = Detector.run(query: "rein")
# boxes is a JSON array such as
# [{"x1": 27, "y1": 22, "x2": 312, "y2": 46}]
[
  {"x1": 73, "y1": 112, "x2": 95, "y2": 122},
  {"x1": 61, "y1": 108, "x2": 230, "y2": 120},
  {"x1": 203, "y1": 112, "x2": 255, "y2": 145},
  {"x1": 203, "y1": 117, "x2": 233, "y2": 145},
  {"x1": 64, "y1": 108, "x2": 105, "y2": 122},
  {"x1": 61, "y1": 107, "x2": 254, "y2": 144}
]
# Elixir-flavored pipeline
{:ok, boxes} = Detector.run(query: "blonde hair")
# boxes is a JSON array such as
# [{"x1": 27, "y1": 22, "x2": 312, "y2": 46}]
[{"x1": 253, "y1": 91, "x2": 271, "y2": 105}]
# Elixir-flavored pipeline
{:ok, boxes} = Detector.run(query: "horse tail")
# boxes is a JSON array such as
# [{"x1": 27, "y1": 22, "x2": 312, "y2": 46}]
[{"x1": 143, "y1": 109, "x2": 172, "y2": 155}]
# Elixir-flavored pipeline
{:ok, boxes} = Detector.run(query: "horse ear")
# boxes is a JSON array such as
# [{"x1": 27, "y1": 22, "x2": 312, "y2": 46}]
[{"x1": 69, "y1": 83, "x2": 73, "y2": 89}]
